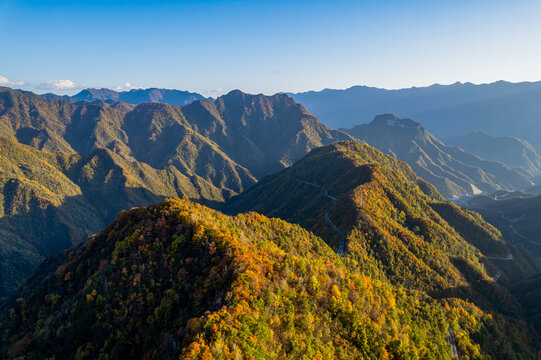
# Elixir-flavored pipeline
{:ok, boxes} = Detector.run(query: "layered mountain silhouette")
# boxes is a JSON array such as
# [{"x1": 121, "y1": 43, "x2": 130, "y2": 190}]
[
  {"x1": 0, "y1": 86, "x2": 351, "y2": 297},
  {"x1": 342, "y1": 114, "x2": 534, "y2": 198},
  {"x1": 451, "y1": 132, "x2": 541, "y2": 179},
  {"x1": 2, "y1": 164, "x2": 539, "y2": 358},
  {"x1": 2, "y1": 80, "x2": 541, "y2": 356},
  {"x1": 290, "y1": 80, "x2": 541, "y2": 150},
  {"x1": 41, "y1": 87, "x2": 207, "y2": 106}
]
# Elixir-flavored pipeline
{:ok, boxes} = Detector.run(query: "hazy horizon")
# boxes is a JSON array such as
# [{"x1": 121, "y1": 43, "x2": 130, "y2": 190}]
[
  {"x1": 2, "y1": 0, "x2": 541, "y2": 97},
  {"x1": 4, "y1": 78, "x2": 541, "y2": 99}
]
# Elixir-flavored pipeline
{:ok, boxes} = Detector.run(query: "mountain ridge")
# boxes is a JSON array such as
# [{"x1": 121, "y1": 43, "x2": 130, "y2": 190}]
[
  {"x1": 451, "y1": 131, "x2": 541, "y2": 179},
  {"x1": 0, "y1": 87, "x2": 351, "y2": 297},
  {"x1": 289, "y1": 80, "x2": 541, "y2": 150},
  {"x1": 226, "y1": 141, "x2": 540, "y2": 296},
  {"x1": 70, "y1": 87, "x2": 207, "y2": 106},
  {"x1": 343, "y1": 114, "x2": 534, "y2": 198}
]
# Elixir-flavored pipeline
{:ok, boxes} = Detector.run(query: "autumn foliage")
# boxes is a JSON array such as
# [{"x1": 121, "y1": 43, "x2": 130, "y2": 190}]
[{"x1": 1, "y1": 199, "x2": 537, "y2": 359}]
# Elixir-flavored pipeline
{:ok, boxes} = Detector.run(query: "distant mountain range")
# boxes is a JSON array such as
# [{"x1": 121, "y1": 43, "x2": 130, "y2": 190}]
[
  {"x1": 5, "y1": 84, "x2": 541, "y2": 296},
  {"x1": 450, "y1": 131, "x2": 541, "y2": 180},
  {"x1": 38, "y1": 81, "x2": 541, "y2": 152},
  {"x1": 0, "y1": 86, "x2": 351, "y2": 297},
  {"x1": 342, "y1": 114, "x2": 535, "y2": 198},
  {"x1": 41, "y1": 87, "x2": 207, "y2": 106},
  {"x1": 289, "y1": 80, "x2": 541, "y2": 150}
]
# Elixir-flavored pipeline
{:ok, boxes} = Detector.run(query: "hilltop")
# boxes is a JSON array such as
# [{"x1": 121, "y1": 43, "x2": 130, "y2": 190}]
[{"x1": 227, "y1": 141, "x2": 540, "y2": 299}]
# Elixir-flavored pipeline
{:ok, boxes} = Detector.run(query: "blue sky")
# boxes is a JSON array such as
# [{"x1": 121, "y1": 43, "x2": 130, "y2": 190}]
[{"x1": 1, "y1": 0, "x2": 540, "y2": 96}]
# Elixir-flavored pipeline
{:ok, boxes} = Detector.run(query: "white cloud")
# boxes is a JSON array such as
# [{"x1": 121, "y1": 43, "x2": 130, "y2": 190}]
[
  {"x1": 37, "y1": 79, "x2": 78, "y2": 90},
  {"x1": 0, "y1": 75, "x2": 24, "y2": 86},
  {"x1": 114, "y1": 82, "x2": 142, "y2": 91},
  {"x1": 273, "y1": 69, "x2": 285, "y2": 75},
  {"x1": 204, "y1": 88, "x2": 225, "y2": 98}
]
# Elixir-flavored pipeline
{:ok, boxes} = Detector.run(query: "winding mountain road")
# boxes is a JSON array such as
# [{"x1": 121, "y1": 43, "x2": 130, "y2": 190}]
[
  {"x1": 486, "y1": 253, "x2": 513, "y2": 261},
  {"x1": 485, "y1": 253, "x2": 512, "y2": 283},
  {"x1": 293, "y1": 178, "x2": 338, "y2": 201},
  {"x1": 509, "y1": 224, "x2": 540, "y2": 245},
  {"x1": 293, "y1": 177, "x2": 345, "y2": 255},
  {"x1": 477, "y1": 207, "x2": 540, "y2": 245},
  {"x1": 325, "y1": 212, "x2": 345, "y2": 256},
  {"x1": 501, "y1": 212, "x2": 540, "y2": 245},
  {"x1": 448, "y1": 327, "x2": 459, "y2": 358},
  {"x1": 486, "y1": 252, "x2": 512, "y2": 282}
]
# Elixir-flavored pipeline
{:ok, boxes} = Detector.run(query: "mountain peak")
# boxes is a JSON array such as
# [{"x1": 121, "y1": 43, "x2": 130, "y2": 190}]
[
  {"x1": 220, "y1": 89, "x2": 291, "y2": 101},
  {"x1": 224, "y1": 89, "x2": 246, "y2": 97},
  {"x1": 371, "y1": 114, "x2": 423, "y2": 129},
  {"x1": 344, "y1": 115, "x2": 533, "y2": 198}
]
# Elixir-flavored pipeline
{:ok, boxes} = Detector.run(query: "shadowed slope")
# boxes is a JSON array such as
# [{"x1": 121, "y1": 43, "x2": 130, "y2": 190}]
[
  {"x1": 0, "y1": 137, "x2": 230, "y2": 297},
  {"x1": 451, "y1": 131, "x2": 541, "y2": 179},
  {"x1": 0, "y1": 87, "x2": 351, "y2": 297}
]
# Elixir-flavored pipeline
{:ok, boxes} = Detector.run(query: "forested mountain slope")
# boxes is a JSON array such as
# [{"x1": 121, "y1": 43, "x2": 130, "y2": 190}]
[
  {"x1": 227, "y1": 142, "x2": 540, "y2": 303},
  {"x1": 1, "y1": 198, "x2": 538, "y2": 359},
  {"x1": 0, "y1": 87, "x2": 351, "y2": 181},
  {"x1": 0, "y1": 87, "x2": 350, "y2": 297},
  {"x1": 0, "y1": 136, "x2": 227, "y2": 297}
]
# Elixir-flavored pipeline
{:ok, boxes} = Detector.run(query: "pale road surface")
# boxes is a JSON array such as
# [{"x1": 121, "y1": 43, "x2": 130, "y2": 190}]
[
  {"x1": 486, "y1": 253, "x2": 513, "y2": 261},
  {"x1": 448, "y1": 327, "x2": 459, "y2": 358},
  {"x1": 293, "y1": 178, "x2": 338, "y2": 201},
  {"x1": 325, "y1": 212, "x2": 345, "y2": 256},
  {"x1": 293, "y1": 177, "x2": 345, "y2": 255}
]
